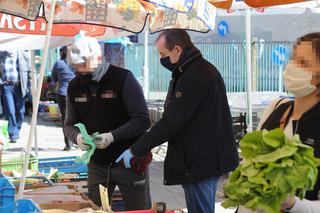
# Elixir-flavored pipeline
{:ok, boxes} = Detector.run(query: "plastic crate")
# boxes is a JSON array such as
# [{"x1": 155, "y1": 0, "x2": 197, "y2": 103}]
[
  {"x1": 0, "y1": 199, "x2": 42, "y2": 213},
  {"x1": 0, "y1": 177, "x2": 15, "y2": 207},
  {"x1": 2, "y1": 154, "x2": 38, "y2": 172},
  {"x1": 38, "y1": 156, "x2": 87, "y2": 174}
]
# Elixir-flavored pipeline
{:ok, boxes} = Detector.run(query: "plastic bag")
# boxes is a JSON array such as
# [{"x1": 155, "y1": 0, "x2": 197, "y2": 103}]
[{"x1": 75, "y1": 123, "x2": 98, "y2": 164}]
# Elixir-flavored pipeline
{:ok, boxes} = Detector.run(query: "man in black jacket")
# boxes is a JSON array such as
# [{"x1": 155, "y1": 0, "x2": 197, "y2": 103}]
[
  {"x1": 117, "y1": 29, "x2": 239, "y2": 213},
  {"x1": 64, "y1": 35, "x2": 151, "y2": 210}
]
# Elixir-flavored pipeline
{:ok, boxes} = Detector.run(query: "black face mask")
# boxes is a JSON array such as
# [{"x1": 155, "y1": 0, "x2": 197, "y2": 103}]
[{"x1": 160, "y1": 56, "x2": 176, "y2": 71}]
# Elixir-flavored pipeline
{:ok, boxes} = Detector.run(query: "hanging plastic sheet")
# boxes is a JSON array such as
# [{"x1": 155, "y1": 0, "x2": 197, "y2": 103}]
[{"x1": 75, "y1": 123, "x2": 98, "y2": 164}]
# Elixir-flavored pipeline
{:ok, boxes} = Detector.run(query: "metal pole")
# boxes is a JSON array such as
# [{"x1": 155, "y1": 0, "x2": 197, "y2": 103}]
[
  {"x1": 278, "y1": 65, "x2": 283, "y2": 92},
  {"x1": 30, "y1": 51, "x2": 38, "y2": 157},
  {"x1": 245, "y1": 9, "x2": 253, "y2": 132},
  {"x1": 18, "y1": 0, "x2": 56, "y2": 199},
  {"x1": 142, "y1": 28, "x2": 149, "y2": 100}
]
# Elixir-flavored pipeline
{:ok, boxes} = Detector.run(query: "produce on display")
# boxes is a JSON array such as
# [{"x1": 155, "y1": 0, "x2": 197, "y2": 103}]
[{"x1": 222, "y1": 128, "x2": 320, "y2": 213}]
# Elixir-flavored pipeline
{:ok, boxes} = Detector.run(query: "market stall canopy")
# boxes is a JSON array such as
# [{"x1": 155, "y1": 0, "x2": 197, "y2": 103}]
[
  {"x1": 0, "y1": 0, "x2": 218, "y2": 50},
  {"x1": 146, "y1": 0, "x2": 315, "y2": 11},
  {"x1": 0, "y1": 0, "x2": 217, "y2": 34},
  {"x1": 145, "y1": 0, "x2": 232, "y2": 10},
  {"x1": 0, "y1": 12, "x2": 131, "y2": 50},
  {"x1": 206, "y1": 0, "x2": 318, "y2": 10},
  {"x1": 208, "y1": 0, "x2": 233, "y2": 9},
  {"x1": 244, "y1": 0, "x2": 315, "y2": 8}
]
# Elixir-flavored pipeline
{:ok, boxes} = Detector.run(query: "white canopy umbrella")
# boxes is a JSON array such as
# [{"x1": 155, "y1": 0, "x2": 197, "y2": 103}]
[{"x1": 0, "y1": 12, "x2": 132, "y2": 50}]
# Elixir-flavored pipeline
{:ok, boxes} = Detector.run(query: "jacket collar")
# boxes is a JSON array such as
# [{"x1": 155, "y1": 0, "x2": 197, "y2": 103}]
[{"x1": 172, "y1": 47, "x2": 202, "y2": 78}]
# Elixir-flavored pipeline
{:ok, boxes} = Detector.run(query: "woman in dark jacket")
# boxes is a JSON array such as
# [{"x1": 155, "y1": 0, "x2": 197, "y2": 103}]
[{"x1": 239, "y1": 33, "x2": 320, "y2": 213}]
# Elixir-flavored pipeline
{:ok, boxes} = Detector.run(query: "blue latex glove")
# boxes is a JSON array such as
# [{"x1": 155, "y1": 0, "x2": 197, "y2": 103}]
[{"x1": 116, "y1": 149, "x2": 133, "y2": 168}]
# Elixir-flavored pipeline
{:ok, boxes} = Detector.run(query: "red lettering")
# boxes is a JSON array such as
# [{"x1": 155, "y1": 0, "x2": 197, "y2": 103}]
[{"x1": 0, "y1": 13, "x2": 106, "y2": 37}]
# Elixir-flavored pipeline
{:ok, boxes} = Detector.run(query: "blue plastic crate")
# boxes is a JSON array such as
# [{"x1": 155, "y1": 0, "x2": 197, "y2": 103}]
[
  {"x1": 0, "y1": 199, "x2": 42, "y2": 213},
  {"x1": 38, "y1": 156, "x2": 87, "y2": 174},
  {"x1": 0, "y1": 177, "x2": 15, "y2": 207}
]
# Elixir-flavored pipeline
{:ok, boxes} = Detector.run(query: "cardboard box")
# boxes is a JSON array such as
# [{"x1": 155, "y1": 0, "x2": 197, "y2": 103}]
[
  {"x1": 24, "y1": 185, "x2": 80, "y2": 195},
  {"x1": 24, "y1": 185, "x2": 100, "y2": 211},
  {"x1": 39, "y1": 201, "x2": 100, "y2": 211}
]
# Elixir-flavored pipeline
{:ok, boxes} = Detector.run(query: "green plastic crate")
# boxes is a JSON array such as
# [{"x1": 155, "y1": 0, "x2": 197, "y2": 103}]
[{"x1": 1, "y1": 154, "x2": 38, "y2": 172}]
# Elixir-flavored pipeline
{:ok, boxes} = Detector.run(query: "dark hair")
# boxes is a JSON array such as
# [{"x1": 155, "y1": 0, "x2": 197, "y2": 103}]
[
  {"x1": 297, "y1": 33, "x2": 320, "y2": 60},
  {"x1": 60, "y1": 46, "x2": 67, "y2": 60},
  {"x1": 156, "y1": 29, "x2": 194, "y2": 51}
]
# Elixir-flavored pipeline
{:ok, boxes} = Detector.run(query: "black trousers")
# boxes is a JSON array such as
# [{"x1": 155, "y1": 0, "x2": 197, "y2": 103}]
[
  {"x1": 57, "y1": 94, "x2": 69, "y2": 147},
  {"x1": 87, "y1": 162, "x2": 150, "y2": 210}
]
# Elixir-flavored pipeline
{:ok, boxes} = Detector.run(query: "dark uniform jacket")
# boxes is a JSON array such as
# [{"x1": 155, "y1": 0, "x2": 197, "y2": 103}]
[
  {"x1": 64, "y1": 64, "x2": 150, "y2": 165},
  {"x1": 131, "y1": 47, "x2": 239, "y2": 185}
]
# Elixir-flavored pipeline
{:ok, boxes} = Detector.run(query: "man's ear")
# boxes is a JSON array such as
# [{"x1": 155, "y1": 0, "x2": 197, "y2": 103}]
[{"x1": 174, "y1": 45, "x2": 183, "y2": 56}]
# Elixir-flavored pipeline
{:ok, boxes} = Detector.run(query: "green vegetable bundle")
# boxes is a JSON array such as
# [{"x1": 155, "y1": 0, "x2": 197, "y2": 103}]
[{"x1": 222, "y1": 128, "x2": 320, "y2": 213}]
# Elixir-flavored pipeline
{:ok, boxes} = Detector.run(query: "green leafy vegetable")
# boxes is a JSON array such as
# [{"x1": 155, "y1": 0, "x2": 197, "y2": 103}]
[{"x1": 222, "y1": 128, "x2": 320, "y2": 213}]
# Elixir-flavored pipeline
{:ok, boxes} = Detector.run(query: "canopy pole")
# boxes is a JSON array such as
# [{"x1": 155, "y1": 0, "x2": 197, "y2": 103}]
[
  {"x1": 17, "y1": 0, "x2": 56, "y2": 199},
  {"x1": 30, "y1": 50, "x2": 38, "y2": 157},
  {"x1": 245, "y1": 9, "x2": 253, "y2": 132},
  {"x1": 278, "y1": 65, "x2": 283, "y2": 92},
  {"x1": 142, "y1": 26, "x2": 149, "y2": 100}
]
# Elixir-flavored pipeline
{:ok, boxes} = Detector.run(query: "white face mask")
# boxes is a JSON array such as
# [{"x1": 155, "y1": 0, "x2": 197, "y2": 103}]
[{"x1": 284, "y1": 61, "x2": 317, "y2": 98}]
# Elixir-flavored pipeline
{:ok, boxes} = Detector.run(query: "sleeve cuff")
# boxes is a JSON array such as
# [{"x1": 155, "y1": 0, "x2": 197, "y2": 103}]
[
  {"x1": 130, "y1": 146, "x2": 139, "y2": 157},
  {"x1": 107, "y1": 132, "x2": 114, "y2": 143},
  {"x1": 130, "y1": 136, "x2": 147, "y2": 157},
  {"x1": 287, "y1": 197, "x2": 305, "y2": 212}
]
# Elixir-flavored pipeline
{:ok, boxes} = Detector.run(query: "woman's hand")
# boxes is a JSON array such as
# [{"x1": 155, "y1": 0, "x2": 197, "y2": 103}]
[{"x1": 281, "y1": 196, "x2": 296, "y2": 210}]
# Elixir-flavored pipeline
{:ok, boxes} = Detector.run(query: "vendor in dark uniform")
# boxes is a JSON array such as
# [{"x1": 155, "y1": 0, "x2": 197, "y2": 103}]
[{"x1": 63, "y1": 35, "x2": 151, "y2": 210}]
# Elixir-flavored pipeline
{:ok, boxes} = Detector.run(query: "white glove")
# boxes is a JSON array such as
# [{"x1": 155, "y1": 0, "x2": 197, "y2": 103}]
[
  {"x1": 76, "y1": 134, "x2": 90, "y2": 151},
  {"x1": 93, "y1": 132, "x2": 114, "y2": 149}
]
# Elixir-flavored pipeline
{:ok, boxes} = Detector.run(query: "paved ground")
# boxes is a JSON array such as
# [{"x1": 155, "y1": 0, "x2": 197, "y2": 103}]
[{"x1": 2, "y1": 115, "x2": 236, "y2": 212}]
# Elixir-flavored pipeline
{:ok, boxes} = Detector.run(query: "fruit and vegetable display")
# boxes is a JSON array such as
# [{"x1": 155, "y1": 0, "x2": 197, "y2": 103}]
[{"x1": 222, "y1": 128, "x2": 320, "y2": 213}]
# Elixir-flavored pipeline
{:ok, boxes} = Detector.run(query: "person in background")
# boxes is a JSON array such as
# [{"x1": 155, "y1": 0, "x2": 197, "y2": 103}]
[
  {"x1": 64, "y1": 35, "x2": 151, "y2": 210},
  {"x1": 41, "y1": 76, "x2": 56, "y2": 101},
  {"x1": 51, "y1": 46, "x2": 75, "y2": 151},
  {"x1": 239, "y1": 33, "x2": 320, "y2": 213},
  {"x1": 117, "y1": 29, "x2": 239, "y2": 213},
  {"x1": 0, "y1": 50, "x2": 31, "y2": 143}
]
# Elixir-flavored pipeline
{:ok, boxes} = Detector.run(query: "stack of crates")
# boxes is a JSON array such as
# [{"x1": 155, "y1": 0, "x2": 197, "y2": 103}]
[
  {"x1": 0, "y1": 175, "x2": 40, "y2": 212},
  {"x1": 1, "y1": 154, "x2": 38, "y2": 172},
  {"x1": 148, "y1": 100, "x2": 164, "y2": 126},
  {"x1": 38, "y1": 156, "x2": 88, "y2": 179},
  {"x1": 0, "y1": 199, "x2": 41, "y2": 213},
  {"x1": 0, "y1": 176, "x2": 15, "y2": 208}
]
